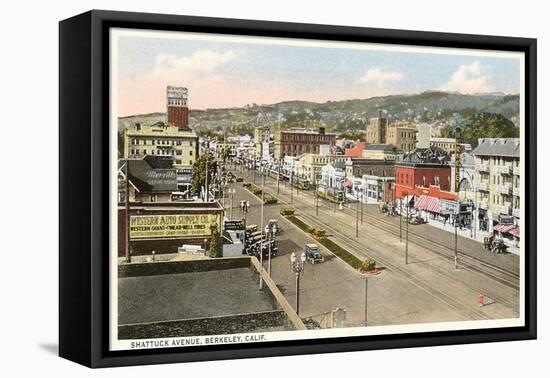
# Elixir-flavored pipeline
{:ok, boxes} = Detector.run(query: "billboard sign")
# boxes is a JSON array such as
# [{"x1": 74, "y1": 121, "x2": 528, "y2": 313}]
[{"x1": 130, "y1": 213, "x2": 220, "y2": 240}]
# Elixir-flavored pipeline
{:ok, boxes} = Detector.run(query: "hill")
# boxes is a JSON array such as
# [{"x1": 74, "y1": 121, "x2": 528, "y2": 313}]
[{"x1": 118, "y1": 91, "x2": 519, "y2": 139}]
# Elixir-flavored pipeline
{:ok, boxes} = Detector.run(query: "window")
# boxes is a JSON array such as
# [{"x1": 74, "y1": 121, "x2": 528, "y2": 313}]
[
  {"x1": 434, "y1": 176, "x2": 440, "y2": 186},
  {"x1": 189, "y1": 150, "x2": 193, "y2": 156},
  {"x1": 189, "y1": 160, "x2": 193, "y2": 165}
]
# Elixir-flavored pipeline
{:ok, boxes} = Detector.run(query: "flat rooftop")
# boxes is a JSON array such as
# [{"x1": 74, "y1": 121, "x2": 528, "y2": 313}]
[{"x1": 119, "y1": 267, "x2": 278, "y2": 325}]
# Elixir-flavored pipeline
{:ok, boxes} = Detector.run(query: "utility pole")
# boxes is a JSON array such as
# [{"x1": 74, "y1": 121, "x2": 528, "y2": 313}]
[
  {"x1": 454, "y1": 127, "x2": 461, "y2": 270},
  {"x1": 125, "y1": 162, "x2": 131, "y2": 264},
  {"x1": 356, "y1": 196, "x2": 359, "y2": 238},
  {"x1": 361, "y1": 191, "x2": 364, "y2": 225},
  {"x1": 277, "y1": 160, "x2": 280, "y2": 195},
  {"x1": 316, "y1": 180, "x2": 319, "y2": 216},
  {"x1": 406, "y1": 201, "x2": 409, "y2": 265},
  {"x1": 259, "y1": 172, "x2": 265, "y2": 290},
  {"x1": 252, "y1": 152, "x2": 256, "y2": 184},
  {"x1": 290, "y1": 172, "x2": 294, "y2": 203},
  {"x1": 399, "y1": 198, "x2": 403, "y2": 243},
  {"x1": 364, "y1": 277, "x2": 368, "y2": 326},
  {"x1": 205, "y1": 158, "x2": 209, "y2": 202}
]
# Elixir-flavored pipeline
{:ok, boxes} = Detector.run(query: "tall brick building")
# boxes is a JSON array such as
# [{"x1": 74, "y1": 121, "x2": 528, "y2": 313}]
[
  {"x1": 365, "y1": 113, "x2": 387, "y2": 144},
  {"x1": 166, "y1": 86, "x2": 189, "y2": 129},
  {"x1": 395, "y1": 147, "x2": 456, "y2": 200},
  {"x1": 274, "y1": 127, "x2": 336, "y2": 160}
]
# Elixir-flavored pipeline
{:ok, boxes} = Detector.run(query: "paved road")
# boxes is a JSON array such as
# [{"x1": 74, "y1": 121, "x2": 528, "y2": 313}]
[
  {"x1": 226, "y1": 176, "x2": 518, "y2": 328},
  {"x1": 225, "y1": 165, "x2": 520, "y2": 325}
]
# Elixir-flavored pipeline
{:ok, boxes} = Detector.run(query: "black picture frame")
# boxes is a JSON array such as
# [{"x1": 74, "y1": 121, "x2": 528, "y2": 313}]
[{"x1": 59, "y1": 9, "x2": 537, "y2": 368}]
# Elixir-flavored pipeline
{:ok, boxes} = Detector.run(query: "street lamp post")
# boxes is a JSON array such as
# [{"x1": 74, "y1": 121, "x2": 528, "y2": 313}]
[
  {"x1": 290, "y1": 252, "x2": 306, "y2": 316},
  {"x1": 203, "y1": 238, "x2": 208, "y2": 256},
  {"x1": 240, "y1": 200, "x2": 250, "y2": 253},
  {"x1": 265, "y1": 223, "x2": 278, "y2": 277}
]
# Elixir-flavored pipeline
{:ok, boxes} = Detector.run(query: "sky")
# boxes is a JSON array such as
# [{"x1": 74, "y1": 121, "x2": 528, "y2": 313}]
[{"x1": 115, "y1": 32, "x2": 521, "y2": 116}]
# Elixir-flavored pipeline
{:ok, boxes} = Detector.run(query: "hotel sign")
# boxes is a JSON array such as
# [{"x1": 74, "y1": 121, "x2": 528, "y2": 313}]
[
  {"x1": 130, "y1": 213, "x2": 220, "y2": 240},
  {"x1": 166, "y1": 86, "x2": 188, "y2": 99}
]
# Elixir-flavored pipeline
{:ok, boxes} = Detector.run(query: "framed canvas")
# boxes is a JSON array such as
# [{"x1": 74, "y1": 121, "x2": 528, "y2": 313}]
[{"x1": 59, "y1": 10, "x2": 537, "y2": 368}]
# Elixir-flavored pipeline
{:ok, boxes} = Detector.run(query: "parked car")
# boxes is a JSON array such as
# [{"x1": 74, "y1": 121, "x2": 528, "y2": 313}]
[{"x1": 305, "y1": 243, "x2": 324, "y2": 264}]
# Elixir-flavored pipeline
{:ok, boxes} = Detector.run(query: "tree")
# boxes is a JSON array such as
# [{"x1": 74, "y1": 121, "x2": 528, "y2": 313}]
[
  {"x1": 209, "y1": 226, "x2": 223, "y2": 258},
  {"x1": 191, "y1": 153, "x2": 218, "y2": 196},
  {"x1": 457, "y1": 112, "x2": 518, "y2": 147}
]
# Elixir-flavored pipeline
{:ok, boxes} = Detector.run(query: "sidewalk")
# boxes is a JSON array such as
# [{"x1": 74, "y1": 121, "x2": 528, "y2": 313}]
[{"x1": 394, "y1": 206, "x2": 520, "y2": 256}]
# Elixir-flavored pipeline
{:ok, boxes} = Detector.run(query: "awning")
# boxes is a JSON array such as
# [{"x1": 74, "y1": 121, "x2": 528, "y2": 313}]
[
  {"x1": 494, "y1": 224, "x2": 516, "y2": 233},
  {"x1": 415, "y1": 195, "x2": 443, "y2": 214},
  {"x1": 344, "y1": 179, "x2": 353, "y2": 188},
  {"x1": 509, "y1": 227, "x2": 520, "y2": 238}
]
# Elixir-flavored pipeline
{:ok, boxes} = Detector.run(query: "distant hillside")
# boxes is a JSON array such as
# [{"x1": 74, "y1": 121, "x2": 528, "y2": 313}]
[{"x1": 118, "y1": 91, "x2": 519, "y2": 138}]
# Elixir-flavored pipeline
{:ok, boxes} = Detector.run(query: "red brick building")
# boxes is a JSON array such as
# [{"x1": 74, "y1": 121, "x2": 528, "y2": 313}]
[
  {"x1": 166, "y1": 86, "x2": 189, "y2": 129},
  {"x1": 345, "y1": 141, "x2": 366, "y2": 157},
  {"x1": 395, "y1": 148, "x2": 457, "y2": 201}
]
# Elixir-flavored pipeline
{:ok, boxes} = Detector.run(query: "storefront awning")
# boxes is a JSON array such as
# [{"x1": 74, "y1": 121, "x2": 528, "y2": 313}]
[
  {"x1": 415, "y1": 195, "x2": 443, "y2": 214},
  {"x1": 494, "y1": 224, "x2": 516, "y2": 233},
  {"x1": 344, "y1": 179, "x2": 354, "y2": 188},
  {"x1": 509, "y1": 227, "x2": 520, "y2": 238}
]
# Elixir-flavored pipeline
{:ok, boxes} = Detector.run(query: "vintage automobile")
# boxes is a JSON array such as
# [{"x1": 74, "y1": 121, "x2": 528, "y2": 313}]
[
  {"x1": 491, "y1": 238, "x2": 507, "y2": 254},
  {"x1": 483, "y1": 235, "x2": 507, "y2": 253},
  {"x1": 407, "y1": 215, "x2": 426, "y2": 225},
  {"x1": 379, "y1": 202, "x2": 397, "y2": 216},
  {"x1": 305, "y1": 243, "x2": 324, "y2": 264},
  {"x1": 483, "y1": 235, "x2": 495, "y2": 250}
]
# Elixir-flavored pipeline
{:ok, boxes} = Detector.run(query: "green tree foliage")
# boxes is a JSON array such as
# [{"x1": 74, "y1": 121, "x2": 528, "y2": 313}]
[
  {"x1": 458, "y1": 112, "x2": 518, "y2": 147},
  {"x1": 209, "y1": 226, "x2": 223, "y2": 258},
  {"x1": 338, "y1": 130, "x2": 365, "y2": 141},
  {"x1": 191, "y1": 153, "x2": 218, "y2": 196}
]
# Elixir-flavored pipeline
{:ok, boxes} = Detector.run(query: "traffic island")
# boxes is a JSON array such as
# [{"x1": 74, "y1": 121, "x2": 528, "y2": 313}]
[
  {"x1": 242, "y1": 182, "x2": 278, "y2": 204},
  {"x1": 284, "y1": 214, "x2": 372, "y2": 271}
]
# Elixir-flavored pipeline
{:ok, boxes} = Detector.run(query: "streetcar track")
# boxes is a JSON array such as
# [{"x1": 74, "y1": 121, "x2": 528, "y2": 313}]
[
  {"x1": 259, "y1": 185, "x2": 492, "y2": 321},
  {"x1": 234, "y1": 170, "x2": 519, "y2": 314},
  {"x1": 257, "y1": 173, "x2": 519, "y2": 288}
]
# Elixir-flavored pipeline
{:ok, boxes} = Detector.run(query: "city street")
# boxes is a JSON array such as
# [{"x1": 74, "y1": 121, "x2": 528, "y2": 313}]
[{"x1": 223, "y1": 164, "x2": 520, "y2": 328}]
